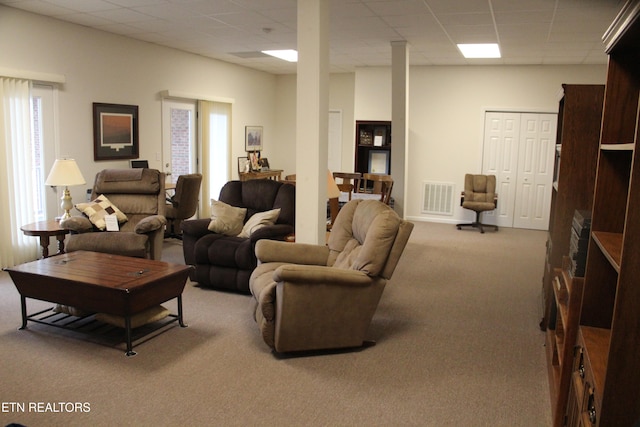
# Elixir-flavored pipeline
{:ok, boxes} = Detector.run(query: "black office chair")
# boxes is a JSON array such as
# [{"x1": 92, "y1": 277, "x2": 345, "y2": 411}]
[{"x1": 165, "y1": 173, "x2": 202, "y2": 239}]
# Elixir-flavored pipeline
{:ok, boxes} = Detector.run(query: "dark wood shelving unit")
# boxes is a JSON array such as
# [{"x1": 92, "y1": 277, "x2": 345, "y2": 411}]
[
  {"x1": 542, "y1": 83, "x2": 604, "y2": 427},
  {"x1": 541, "y1": 84, "x2": 604, "y2": 334},
  {"x1": 564, "y1": 1, "x2": 640, "y2": 425},
  {"x1": 354, "y1": 120, "x2": 391, "y2": 179},
  {"x1": 546, "y1": 257, "x2": 585, "y2": 426}
]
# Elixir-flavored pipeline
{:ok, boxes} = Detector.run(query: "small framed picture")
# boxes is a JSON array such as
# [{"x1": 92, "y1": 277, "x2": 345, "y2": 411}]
[
  {"x1": 249, "y1": 152, "x2": 261, "y2": 171},
  {"x1": 258, "y1": 158, "x2": 270, "y2": 170},
  {"x1": 373, "y1": 126, "x2": 386, "y2": 147},
  {"x1": 369, "y1": 150, "x2": 390, "y2": 174},
  {"x1": 238, "y1": 157, "x2": 250, "y2": 174},
  {"x1": 245, "y1": 126, "x2": 263, "y2": 151}
]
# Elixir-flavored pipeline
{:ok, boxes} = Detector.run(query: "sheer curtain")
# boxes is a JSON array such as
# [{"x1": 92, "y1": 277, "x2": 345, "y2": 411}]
[
  {"x1": 0, "y1": 77, "x2": 38, "y2": 267},
  {"x1": 198, "y1": 100, "x2": 231, "y2": 218}
]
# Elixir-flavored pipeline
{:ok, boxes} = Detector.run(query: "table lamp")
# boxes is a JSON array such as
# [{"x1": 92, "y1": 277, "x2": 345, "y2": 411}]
[{"x1": 45, "y1": 159, "x2": 86, "y2": 220}]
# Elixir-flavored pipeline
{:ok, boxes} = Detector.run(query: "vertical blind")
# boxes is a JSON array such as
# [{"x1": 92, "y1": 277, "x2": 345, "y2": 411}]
[{"x1": 0, "y1": 77, "x2": 39, "y2": 267}]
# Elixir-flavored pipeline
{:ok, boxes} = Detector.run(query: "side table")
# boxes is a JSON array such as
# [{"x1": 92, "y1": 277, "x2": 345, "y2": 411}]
[
  {"x1": 20, "y1": 219, "x2": 69, "y2": 258},
  {"x1": 239, "y1": 169, "x2": 283, "y2": 181}
]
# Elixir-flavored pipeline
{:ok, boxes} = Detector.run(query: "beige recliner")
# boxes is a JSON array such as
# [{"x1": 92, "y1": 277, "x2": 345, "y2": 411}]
[
  {"x1": 62, "y1": 168, "x2": 167, "y2": 260},
  {"x1": 249, "y1": 199, "x2": 414, "y2": 354}
]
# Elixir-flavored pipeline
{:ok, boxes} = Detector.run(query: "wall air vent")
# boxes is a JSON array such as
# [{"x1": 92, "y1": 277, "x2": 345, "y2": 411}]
[{"x1": 422, "y1": 181, "x2": 455, "y2": 215}]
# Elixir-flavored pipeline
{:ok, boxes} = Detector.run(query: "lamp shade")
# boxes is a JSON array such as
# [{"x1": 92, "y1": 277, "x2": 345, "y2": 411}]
[
  {"x1": 45, "y1": 159, "x2": 86, "y2": 186},
  {"x1": 327, "y1": 170, "x2": 340, "y2": 199}
]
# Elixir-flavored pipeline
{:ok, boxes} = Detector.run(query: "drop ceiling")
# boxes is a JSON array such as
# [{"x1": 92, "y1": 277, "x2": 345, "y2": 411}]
[{"x1": 0, "y1": 0, "x2": 625, "y2": 74}]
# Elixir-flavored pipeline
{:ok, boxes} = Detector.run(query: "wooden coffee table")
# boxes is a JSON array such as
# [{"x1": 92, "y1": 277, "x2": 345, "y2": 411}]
[{"x1": 5, "y1": 251, "x2": 192, "y2": 356}]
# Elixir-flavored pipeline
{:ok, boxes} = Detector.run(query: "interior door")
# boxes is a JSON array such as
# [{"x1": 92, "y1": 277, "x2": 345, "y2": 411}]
[
  {"x1": 162, "y1": 99, "x2": 197, "y2": 184},
  {"x1": 483, "y1": 111, "x2": 556, "y2": 230},
  {"x1": 328, "y1": 110, "x2": 342, "y2": 172},
  {"x1": 483, "y1": 112, "x2": 519, "y2": 227},
  {"x1": 512, "y1": 113, "x2": 556, "y2": 230}
]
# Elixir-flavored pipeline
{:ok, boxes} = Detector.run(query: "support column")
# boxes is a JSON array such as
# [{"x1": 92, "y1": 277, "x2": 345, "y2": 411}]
[
  {"x1": 391, "y1": 41, "x2": 409, "y2": 218},
  {"x1": 296, "y1": 0, "x2": 330, "y2": 244}
]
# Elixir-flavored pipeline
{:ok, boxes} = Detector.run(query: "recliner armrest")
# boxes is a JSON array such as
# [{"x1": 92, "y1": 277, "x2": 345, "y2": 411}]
[
  {"x1": 61, "y1": 216, "x2": 93, "y2": 233},
  {"x1": 249, "y1": 224, "x2": 294, "y2": 243},
  {"x1": 255, "y1": 240, "x2": 329, "y2": 266},
  {"x1": 134, "y1": 215, "x2": 166, "y2": 234},
  {"x1": 273, "y1": 264, "x2": 372, "y2": 286},
  {"x1": 181, "y1": 218, "x2": 211, "y2": 239}
]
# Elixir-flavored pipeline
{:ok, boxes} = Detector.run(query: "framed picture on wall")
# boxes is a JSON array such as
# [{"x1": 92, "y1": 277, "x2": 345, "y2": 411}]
[
  {"x1": 245, "y1": 126, "x2": 263, "y2": 151},
  {"x1": 93, "y1": 103, "x2": 139, "y2": 161}
]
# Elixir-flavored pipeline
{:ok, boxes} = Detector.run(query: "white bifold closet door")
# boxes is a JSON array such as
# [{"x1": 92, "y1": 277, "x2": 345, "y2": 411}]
[{"x1": 483, "y1": 112, "x2": 557, "y2": 230}]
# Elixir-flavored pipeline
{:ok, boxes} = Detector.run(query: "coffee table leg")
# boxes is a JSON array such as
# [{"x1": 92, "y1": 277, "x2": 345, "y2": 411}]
[
  {"x1": 124, "y1": 316, "x2": 136, "y2": 357},
  {"x1": 177, "y1": 295, "x2": 187, "y2": 327},
  {"x1": 19, "y1": 295, "x2": 28, "y2": 330}
]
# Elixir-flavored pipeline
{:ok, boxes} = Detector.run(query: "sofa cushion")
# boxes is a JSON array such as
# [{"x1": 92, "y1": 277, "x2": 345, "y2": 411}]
[
  {"x1": 208, "y1": 199, "x2": 247, "y2": 236},
  {"x1": 75, "y1": 194, "x2": 128, "y2": 230},
  {"x1": 237, "y1": 208, "x2": 280, "y2": 238}
]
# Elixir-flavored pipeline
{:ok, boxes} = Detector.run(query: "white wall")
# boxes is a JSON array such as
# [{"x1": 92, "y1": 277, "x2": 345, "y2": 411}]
[
  {"x1": 1, "y1": 5, "x2": 608, "y2": 226},
  {"x1": 0, "y1": 6, "x2": 277, "y2": 212},
  {"x1": 406, "y1": 65, "x2": 606, "y2": 222},
  {"x1": 273, "y1": 73, "x2": 355, "y2": 178},
  {"x1": 351, "y1": 64, "x2": 606, "y2": 222}
]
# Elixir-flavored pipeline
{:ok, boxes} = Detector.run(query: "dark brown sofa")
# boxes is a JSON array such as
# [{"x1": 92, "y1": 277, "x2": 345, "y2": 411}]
[{"x1": 181, "y1": 179, "x2": 295, "y2": 293}]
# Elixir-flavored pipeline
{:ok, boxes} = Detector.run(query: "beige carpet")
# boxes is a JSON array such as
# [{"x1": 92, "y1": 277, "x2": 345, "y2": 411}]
[{"x1": 0, "y1": 222, "x2": 551, "y2": 426}]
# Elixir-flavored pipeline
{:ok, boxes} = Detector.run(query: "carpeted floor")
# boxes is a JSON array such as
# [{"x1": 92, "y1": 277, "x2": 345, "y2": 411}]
[{"x1": 0, "y1": 222, "x2": 551, "y2": 426}]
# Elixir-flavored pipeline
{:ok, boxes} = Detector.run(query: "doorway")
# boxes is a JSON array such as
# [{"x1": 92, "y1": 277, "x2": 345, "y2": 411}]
[
  {"x1": 328, "y1": 110, "x2": 342, "y2": 172},
  {"x1": 482, "y1": 111, "x2": 557, "y2": 230},
  {"x1": 162, "y1": 99, "x2": 197, "y2": 184}
]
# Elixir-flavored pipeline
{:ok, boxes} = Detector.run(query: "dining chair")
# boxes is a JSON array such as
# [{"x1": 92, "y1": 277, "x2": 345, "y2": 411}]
[
  {"x1": 360, "y1": 173, "x2": 393, "y2": 205},
  {"x1": 332, "y1": 172, "x2": 361, "y2": 201}
]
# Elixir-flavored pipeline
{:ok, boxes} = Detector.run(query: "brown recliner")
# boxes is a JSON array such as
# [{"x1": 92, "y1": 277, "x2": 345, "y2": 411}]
[
  {"x1": 456, "y1": 174, "x2": 498, "y2": 233},
  {"x1": 181, "y1": 179, "x2": 295, "y2": 294},
  {"x1": 165, "y1": 173, "x2": 202, "y2": 239},
  {"x1": 62, "y1": 168, "x2": 167, "y2": 260},
  {"x1": 249, "y1": 199, "x2": 414, "y2": 354}
]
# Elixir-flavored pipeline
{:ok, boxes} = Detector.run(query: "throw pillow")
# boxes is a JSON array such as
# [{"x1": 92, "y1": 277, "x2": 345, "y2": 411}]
[
  {"x1": 208, "y1": 199, "x2": 247, "y2": 236},
  {"x1": 95, "y1": 305, "x2": 170, "y2": 329},
  {"x1": 75, "y1": 194, "x2": 128, "y2": 231},
  {"x1": 237, "y1": 208, "x2": 281, "y2": 238}
]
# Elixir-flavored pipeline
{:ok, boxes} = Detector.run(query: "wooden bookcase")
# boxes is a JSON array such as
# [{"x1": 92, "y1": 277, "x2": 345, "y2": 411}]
[
  {"x1": 540, "y1": 84, "x2": 604, "y2": 426},
  {"x1": 564, "y1": 2, "x2": 640, "y2": 425},
  {"x1": 541, "y1": 84, "x2": 604, "y2": 331},
  {"x1": 354, "y1": 121, "x2": 391, "y2": 179},
  {"x1": 546, "y1": 257, "x2": 585, "y2": 426}
]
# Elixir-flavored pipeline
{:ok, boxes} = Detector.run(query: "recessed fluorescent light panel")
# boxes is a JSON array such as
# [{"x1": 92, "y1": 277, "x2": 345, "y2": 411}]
[
  {"x1": 457, "y1": 43, "x2": 501, "y2": 59},
  {"x1": 261, "y1": 49, "x2": 298, "y2": 62}
]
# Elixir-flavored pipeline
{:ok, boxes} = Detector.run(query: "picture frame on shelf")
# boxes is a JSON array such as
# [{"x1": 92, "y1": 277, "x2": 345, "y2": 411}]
[
  {"x1": 258, "y1": 158, "x2": 270, "y2": 170},
  {"x1": 238, "y1": 157, "x2": 250, "y2": 175},
  {"x1": 93, "y1": 103, "x2": 139, "y2": 161},
  {"x1": 249, "y1": 151, "x2": 261, "y2": 171},
  {"x1": 245, "y1": 126, "x2": 263, "y2": 151},
  {"x1": 359, "y1": 129, "x2": 372, "y2": 145},
  {"x1": 373, "y1": 126, "x2": 387, "y2": 147},
  {"x1": 368, "y1": 150, "x2": 390, "y2": 174}
]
